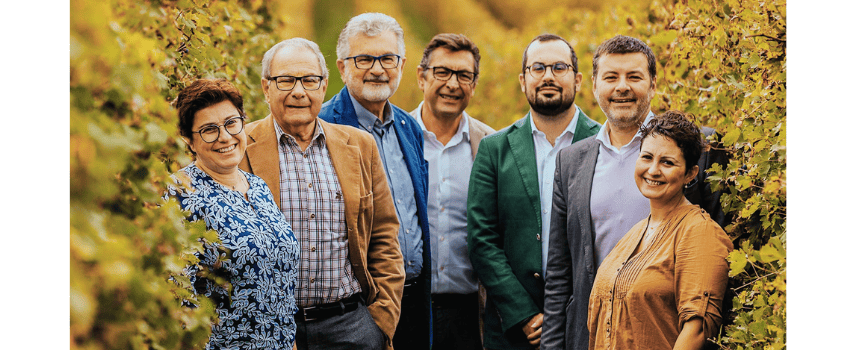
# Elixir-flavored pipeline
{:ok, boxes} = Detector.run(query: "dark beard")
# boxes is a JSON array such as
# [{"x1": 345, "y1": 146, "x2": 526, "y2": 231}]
[{"x1": 529, "y1": 92, "x2": 574, "y2": 117}]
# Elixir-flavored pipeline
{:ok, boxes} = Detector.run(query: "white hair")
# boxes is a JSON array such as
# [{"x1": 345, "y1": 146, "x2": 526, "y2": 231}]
[
  {"x1": 261, "y1": 37, "x2": 329, "y2": 79},
  {"x1": 335, "y1": 13, "x2": 405, "y2": 59}
]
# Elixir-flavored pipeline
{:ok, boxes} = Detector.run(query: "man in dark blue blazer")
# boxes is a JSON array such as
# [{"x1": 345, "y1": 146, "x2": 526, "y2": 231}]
[{"x1": 318, "y1": 12, "x2": 432, "y2": 350}]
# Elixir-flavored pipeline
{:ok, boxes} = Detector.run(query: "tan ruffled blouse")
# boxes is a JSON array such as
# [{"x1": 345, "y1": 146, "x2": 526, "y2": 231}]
[{"x1": 587, "y1": 204, "x2": 732, "y2": 350}]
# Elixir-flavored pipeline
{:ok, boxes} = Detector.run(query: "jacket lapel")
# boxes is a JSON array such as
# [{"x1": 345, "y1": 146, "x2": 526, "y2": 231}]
[
  {"x1": 506, "y1": 113, "x2": 542, "y2": 231},
  {"x1": 245, "y1": 115, "x2": 283, "y2": 206},
  {"x1": 576, "y1": 140, "x2": 600, "y2": 277},
  {"x1": 572, "y1": 109, "x2": 601, "y2": 143},
  {"x1": 468, "y1": 116, "x2": 487, "y2": 159},
  {"x1": 320, "y1": 119, "x2": 361, "y2": 237}
]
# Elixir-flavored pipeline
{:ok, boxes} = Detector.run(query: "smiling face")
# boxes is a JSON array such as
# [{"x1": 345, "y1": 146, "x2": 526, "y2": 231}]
[
  {"x1": 188, "y1": 100, "x2": 247, "y2": 176},
  {"x1": 417, "y1": 47, "x2": 476, "y2": 121},
  {"x1": 518, "y1": 40, "x2": 582, "y2": 117},
  {"x1": 263, "y1": 45, "x2": 328, "y2": 133},
  {"x1": 593, "y1": 52, "x2": 656, "y2": 130},
  {"x1": 635, "y1": 134, "x2": 699, "y2": 207},
  {"x1": 337, "y1": 30, "x2": 405, "y2": 105}
]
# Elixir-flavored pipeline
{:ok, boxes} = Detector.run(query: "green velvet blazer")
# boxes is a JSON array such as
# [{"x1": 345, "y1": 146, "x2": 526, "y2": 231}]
[{"x1": 467, "y1": 111, "x2": 601, "y2": 349}]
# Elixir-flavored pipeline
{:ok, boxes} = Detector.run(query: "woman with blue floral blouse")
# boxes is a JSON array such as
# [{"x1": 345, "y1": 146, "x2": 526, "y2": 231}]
[{"x1": 166, "y1": 79, "x2": 300, "y2": 350}]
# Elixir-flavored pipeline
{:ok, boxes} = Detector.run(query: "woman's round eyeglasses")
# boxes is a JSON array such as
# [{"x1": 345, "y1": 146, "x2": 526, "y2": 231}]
[{"x1": 193, "y1": 116, "x2": 246, "y2": 143}]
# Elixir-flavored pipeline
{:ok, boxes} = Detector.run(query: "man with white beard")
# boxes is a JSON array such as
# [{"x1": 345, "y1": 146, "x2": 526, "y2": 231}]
[{"x1": 319, "y1": 12, "x2": 433, "y2": 350}]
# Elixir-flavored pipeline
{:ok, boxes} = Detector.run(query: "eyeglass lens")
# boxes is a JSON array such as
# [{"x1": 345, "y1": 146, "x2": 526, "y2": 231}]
[
  {"x1": 432, "y1": 67, "x2": 475, "y2": 84},
  {"x1": 529, "y1": 62, "x2": 571, "y2": 78},
  {"x1": 351, "y1": 55, "x2": 400, "y2": 69},
  {"x1": 199, "y1": 117, "x2": 245, "y2": 143},
  {"x1": 274, "y1": 76, "x2": 322, "y2": 91}
]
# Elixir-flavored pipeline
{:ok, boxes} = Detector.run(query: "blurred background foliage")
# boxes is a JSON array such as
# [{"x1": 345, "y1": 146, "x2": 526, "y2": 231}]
[{"x1": 70, "y1": 0, "x2": 785, "y2": 348}]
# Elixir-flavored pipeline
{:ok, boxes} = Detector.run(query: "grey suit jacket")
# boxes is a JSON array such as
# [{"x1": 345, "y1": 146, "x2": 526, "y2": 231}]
[{"x1": 542, "y1": 137, "x2": 600, "y2": 350}]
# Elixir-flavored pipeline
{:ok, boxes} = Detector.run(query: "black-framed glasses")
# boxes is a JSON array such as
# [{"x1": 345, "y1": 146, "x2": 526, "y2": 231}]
[
  {"x1": 525, "y1": 62, "x2": 572, "y2": 78},
  {"x1": 193, "y1": 116, "x2": 246, "y2": 143},
  {"x1": 268, "y1": 75, "x2": 324, "y2": 91},
  {"x1": 425, "y1": 66, "x2": 476, "y2": 85},
  {"x1": 344, "y1": 54, "x2": 401, "y2": 70}
]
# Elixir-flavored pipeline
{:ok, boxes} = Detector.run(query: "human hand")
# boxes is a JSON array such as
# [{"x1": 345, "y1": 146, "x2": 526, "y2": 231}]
[{"x1": 522, "y1": 313, "x2": 543, "y2": 348}]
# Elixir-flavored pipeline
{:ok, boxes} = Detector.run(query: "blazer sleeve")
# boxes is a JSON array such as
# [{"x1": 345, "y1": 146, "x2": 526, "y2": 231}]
[
  {"x1": 363, "y1": 135, "x2": 406, "y2": 344},
  {"x1": 467, "y1": 139, "x2": 540, "y2": 335},
  {"x1": 542, "y1": 152, "x2": 574, "y2": 350}
]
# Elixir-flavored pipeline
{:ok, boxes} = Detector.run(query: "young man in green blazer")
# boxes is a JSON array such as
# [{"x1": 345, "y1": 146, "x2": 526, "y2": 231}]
[{"x1": 466, "y1": 34, "x2": 601, "y2": 350}]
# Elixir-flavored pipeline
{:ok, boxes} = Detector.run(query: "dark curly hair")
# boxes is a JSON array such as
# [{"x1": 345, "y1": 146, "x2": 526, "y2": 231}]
[
  {"x1": 174, "y1": 79, "x2": 245, "y2": 154},
  {"x1": 639, "y1": 110, "x2": 705, "y2": 174}
]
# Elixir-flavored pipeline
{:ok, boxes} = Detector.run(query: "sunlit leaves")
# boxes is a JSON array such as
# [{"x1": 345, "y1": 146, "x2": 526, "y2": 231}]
[
  {"x1": 658, "y1": 0, "x2": 785, "y2": 348},
  {"x1": 71, "y1": 0, "x2": 280, "y2": 348}
]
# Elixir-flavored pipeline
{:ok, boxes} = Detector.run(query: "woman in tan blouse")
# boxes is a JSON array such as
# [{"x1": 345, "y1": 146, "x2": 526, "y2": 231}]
[{"x1": 587, "y1": 111, "x2": 733, "y2": 350}]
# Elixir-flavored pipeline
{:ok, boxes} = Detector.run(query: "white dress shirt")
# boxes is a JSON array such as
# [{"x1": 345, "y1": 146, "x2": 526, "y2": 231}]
[
  {"x1": 531, "y1": 106, "x2": 580, "y2": 277},
  {"x1": 415, "y1": 103, "x2": 478, "y2": 294},
  {"x1": 590, "y1": 112, "x2": 656, "y2": 269}
]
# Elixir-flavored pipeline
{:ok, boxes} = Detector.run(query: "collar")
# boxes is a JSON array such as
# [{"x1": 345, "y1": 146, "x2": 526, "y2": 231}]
[
  {"x1": 349, "y1": 93, "x2": 394, "y2": 132},
  {"x1": 414, "y1": 101, "x2": 470, "y2": 142},
  {"x1": 529, "y1": 104, "x2": 580, "y2": 138},
  {"x1": 595, "y1": 111, "x2": 656, "y2": 150},
  {"x1": 273, "y1": 117, "x2": 325, "y2": 146}
]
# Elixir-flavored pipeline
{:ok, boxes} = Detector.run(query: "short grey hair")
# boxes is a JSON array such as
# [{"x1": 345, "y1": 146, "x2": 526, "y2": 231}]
[
  {"x1": 336, "y1": 13, "x2": 405, "y2": 60},
  {"x1": 261, "y1": 37, "x2": 329, "y2": 80}
]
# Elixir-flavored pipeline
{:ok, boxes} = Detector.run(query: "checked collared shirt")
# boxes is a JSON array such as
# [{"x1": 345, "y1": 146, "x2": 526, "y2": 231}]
[{"x1": 274, "y1": 120, "x2": 362, "y2": 307}]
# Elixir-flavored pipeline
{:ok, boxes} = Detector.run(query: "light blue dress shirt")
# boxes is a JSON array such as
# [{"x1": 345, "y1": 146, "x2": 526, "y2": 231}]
[
  {"x1": 413, "y1": 102, "x2": 478, "y2": 294},
  {"x1": 530, "y1": 106, "x2": 580, "y2": 277},
  {"x1": 350, "y1": 95, "x2": 423, "y2": 280},
  {"x1": 590, "y1": 112, "x2": 656, "y2": 269}
]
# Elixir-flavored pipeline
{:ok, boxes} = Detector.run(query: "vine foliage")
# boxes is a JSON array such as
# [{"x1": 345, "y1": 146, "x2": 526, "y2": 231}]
[{"x1": 70, "y1": 0, "x2": 279, "y2": 348}]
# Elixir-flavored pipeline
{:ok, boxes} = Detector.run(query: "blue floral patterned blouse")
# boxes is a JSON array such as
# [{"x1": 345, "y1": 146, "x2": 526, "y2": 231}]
[{"x1": 167, "y1": 163, "x2": 300, "y2": 350}]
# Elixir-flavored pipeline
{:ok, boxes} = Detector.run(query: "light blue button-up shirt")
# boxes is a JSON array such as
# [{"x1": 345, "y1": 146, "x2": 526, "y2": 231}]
[
  {"x1": 414, "y1": 102, "x2": 478, "y2": 294},
  {"x1": 590, "y1": 112, "x2": 656, "y2": 269},
  {"x1": 350, "y1": 95, "x2": 423, "y2": 280},
  {"x1": 531, "y1": 106, "x2": 580, "y2": 277}
]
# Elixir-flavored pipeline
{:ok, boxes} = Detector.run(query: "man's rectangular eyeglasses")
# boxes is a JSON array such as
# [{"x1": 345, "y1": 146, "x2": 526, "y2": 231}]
[
  {"x1": 193, "y1": 116, "x2": 246, "y2": 143},
  {"x1": 344, "y1": 54, "x2": 401, "y2": 70},
  {"x1": 525, "y1": 62, "x2": 572, "y2": 78},
  {"x1": 268, "y1": 75, "x2": 324, "y2": 91},
  {"x1": 425, "y1": 66, "x2": 476, "y2": 85}
]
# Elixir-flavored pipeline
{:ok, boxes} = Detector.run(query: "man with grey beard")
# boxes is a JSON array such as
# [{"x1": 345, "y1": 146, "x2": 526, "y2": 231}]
[
  {"x1": 467, "y1": 33, "x2": 600, "y2": 350},
  {"x1": 319, "y1": 12, "x2": 432, "y2": 350}
]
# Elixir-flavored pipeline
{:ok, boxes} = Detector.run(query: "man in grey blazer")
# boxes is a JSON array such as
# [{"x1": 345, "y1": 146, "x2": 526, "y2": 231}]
[
  {"x1": 542, "y1": 35, "x2": 727, "y2": 350},
  {"x1": 409, "y1": 33, "x2": 494, "y2": 350}
]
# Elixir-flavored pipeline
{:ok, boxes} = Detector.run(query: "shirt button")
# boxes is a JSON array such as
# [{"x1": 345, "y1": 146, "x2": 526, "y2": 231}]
[
  {"x1": 307, "y1": 183, "x2": 312, "y2": 188},
  {"x1": 534, "y1": 273, "x2": 541, "y2": 279},
  {"x1": 303, "y1": 153, "x2": 308, "y2": 158},
  {"x1": 408, "y1": 261, "x2": 413, "y2": 266},
  {"x1": 309, "y1": 213, "x2": 316, "y2": 219},
  {"x1": 310, "y1": 246, "x2": 316, "y2": 252},
  {"x1": 397, "y1": 199, "x2": 402, "y2": 204},
  {"x1": 440, "y1": 236, "x2": 445, "y2": 242},
  {"x1": 310, "y1": 278, "x2": 315, "y2": 283},
  {"x1": 406, "y1": 229, "x2": 411, "y2": 233},
  {"x1": 440, "y1": 266, "x2": 445, "y2": 271},
  {"x1": 536, "y1": 234, "x2": 541, "y2": 241},
  {"x1": 440, "y1": 207, "x2": 445, "y2": 212}
]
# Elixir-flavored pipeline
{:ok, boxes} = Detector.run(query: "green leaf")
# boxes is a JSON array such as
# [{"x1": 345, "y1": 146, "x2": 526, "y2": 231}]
[
  {"x1": 728, "y1": 250, "x2": 748, "y2": 276},
  {"x1": 722, "y1": 128, "x2": 741, "y2": 146}
]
